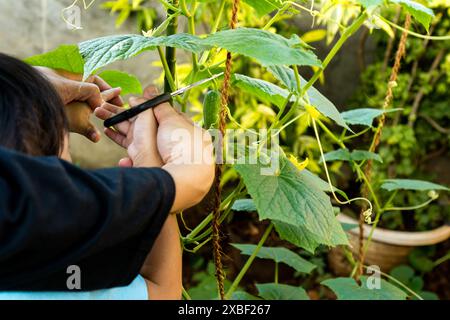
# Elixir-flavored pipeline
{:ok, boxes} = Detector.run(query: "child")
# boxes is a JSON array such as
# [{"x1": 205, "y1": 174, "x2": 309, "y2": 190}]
[{"x1": 0, "y1": 53, "x2": 181, "y2": 300}]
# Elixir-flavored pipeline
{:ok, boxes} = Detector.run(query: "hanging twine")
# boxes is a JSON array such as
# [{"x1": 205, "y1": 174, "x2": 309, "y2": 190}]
[
  {"x1": 356, "y1": 13, "x2": 411, "y2": 279},
  {"x1": 212, "y1": 0, "x2": 240, "y2": 300}
]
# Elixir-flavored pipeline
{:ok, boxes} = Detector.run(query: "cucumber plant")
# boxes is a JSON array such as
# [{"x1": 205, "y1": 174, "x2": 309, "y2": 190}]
[{"x1": 27, "y1": 0, "x2": 449, "y2": 300}]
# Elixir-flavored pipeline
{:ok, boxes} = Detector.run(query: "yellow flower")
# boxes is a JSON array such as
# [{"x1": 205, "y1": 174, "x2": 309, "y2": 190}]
[
  {"x1": 289, "y1": 155, "x2": 309, "y2": 172},
  {"x1": 305, "y1": 104, "x2": 321, "y2": 120}
]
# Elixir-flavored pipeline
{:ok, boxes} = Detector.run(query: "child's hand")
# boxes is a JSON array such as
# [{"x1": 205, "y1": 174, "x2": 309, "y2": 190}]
[
  {"x1": 36, "y1": 67, "x2": 123, "y2": 142},
  {"x1": 65, "y1": 88, "x2": 122, "y2": 143}
]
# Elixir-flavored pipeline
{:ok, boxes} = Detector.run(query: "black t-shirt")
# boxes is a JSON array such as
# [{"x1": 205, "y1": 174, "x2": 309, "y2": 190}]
[{"x1": 0, "y1": 146, "x2": 175, "y2": 291}]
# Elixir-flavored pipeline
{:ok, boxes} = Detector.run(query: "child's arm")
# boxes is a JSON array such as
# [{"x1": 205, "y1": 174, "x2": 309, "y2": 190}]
[{"x1": 140, "y1": 214, "x2": 182, "y2": 300}]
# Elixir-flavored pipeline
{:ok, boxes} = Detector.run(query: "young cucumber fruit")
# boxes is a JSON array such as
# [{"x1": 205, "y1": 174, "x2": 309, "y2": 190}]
[{"x1": 203, "y1": 90, "x2": 221, "y2": 129}]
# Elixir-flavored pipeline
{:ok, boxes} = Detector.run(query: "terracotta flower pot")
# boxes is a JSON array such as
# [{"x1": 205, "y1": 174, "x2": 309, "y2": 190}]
[{"x1": 328, "y1": 214, "x2": 450, "y2": 275}]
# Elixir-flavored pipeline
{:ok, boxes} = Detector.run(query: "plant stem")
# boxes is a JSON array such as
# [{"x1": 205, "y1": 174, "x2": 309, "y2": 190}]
[
  {"x1": 317, "y1": 119, "x2": 346, "y2": 149},
  {"x1": 274, "y1": 262, "x2": 279, "y2": 284},
  {"x1": 165, "y1": 0, "x2": 179, "y2": 93},
  {"x1": 263, "y1": 2, "x2": 290, "y2": 30},
  {"x1": 300, "y1": 13, "x2": 368, "y2": 96},
  {"x1": 225, "y1": 223, "x2": 274, "y2": 299},
  {"x1": 182, "y1": 286, "x2": 192, "y2": 300}
]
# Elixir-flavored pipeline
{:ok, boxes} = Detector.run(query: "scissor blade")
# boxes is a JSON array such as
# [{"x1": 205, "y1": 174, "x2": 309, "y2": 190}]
[{"x1": 171, "y1": 72, "x2": 224, "y2": 97}]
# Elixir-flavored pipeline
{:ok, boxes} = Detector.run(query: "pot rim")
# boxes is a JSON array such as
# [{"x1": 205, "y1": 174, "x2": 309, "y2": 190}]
[{"x1": 338, "y1": 214, "x2": 450, "y2": 246}]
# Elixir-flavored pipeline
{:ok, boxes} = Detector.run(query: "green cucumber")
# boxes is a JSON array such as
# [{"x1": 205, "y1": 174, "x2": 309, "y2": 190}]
[{"x1": 203, "y1": 90, "x2": 221, "y2": 129}]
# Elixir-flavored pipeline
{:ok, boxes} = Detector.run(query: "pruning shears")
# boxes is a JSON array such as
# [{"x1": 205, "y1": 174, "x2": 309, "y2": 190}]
[{"x1": 104, "y1": 72, "x2": 223, "y2": 128}]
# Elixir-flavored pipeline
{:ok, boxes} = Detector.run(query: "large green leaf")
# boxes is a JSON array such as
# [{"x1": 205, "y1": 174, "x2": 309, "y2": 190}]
[
  {"x1": 341, "y1": 108, "x2": 402, "y2": 127},
  {"x1": 98, "y1": 70, "x2": 142, "y2": 95},
  {"x1": 268, "y1": 66, "x2": 350, "y2": 129},
  {"x1": 242, "y1": 0, "x2": 284, "y2": 17},
  {"x1": 322, "y1": 277, "x2": 408, "y2": 300},
  {"x1": 79, "y1": 34, "x2": 208, "y2": 79},
  {"x1": 256, "y1": 283, "x2": 310, "y2": 300},
  {"x1": 390, "y1": 0, "x2": 434, "y2": 31},
  {"x1": 200, "y1": 28, "x2": 321, "y2": 67},
  {"x1": 233, "y1": 74, "x2": 291, "y2": 108},
  {"x1": 272, "y1": 221, "x2": 321, "y2": 253},
  {"x1": 273, "y1": 217, "x2": 350, "y2": 254},
  {"x1": 380, "y1": 179, "x2": 449, "y2": 192},
  {"x1": 234, "y1": 153, "x2": 348, "y2": 246},
  {"x1": 321, "y1": 149, "x2": 383, "y2": 163},
  {"x1": 232, "y1": 244, "x2": 316, "y2": 274},
  {"x1": 25, "y1": 44, "x2": 84, "y2": 74}
]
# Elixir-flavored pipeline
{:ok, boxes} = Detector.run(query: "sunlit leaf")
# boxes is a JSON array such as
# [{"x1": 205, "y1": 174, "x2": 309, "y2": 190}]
[
  {"x1": 98, "y1": 70, "x2": 142, "y2": 95},
  {"x1": 390, "y1": 0, "x2": 434, "y2": 31},
  {"x1": 242, "y1": 0, "x2": 284, "y2": 17},
  {"x1": 79, "y1": 34, "x2": 208, "y2": 78},
  {"x1": 25, "y1": 44, "x2": 84, "y2": 74},
  {"x1": 200, "y1": 28, "x2": 321, "y2": 67},
  {"x1": 267, "y1": 65, "x2": 350, "y2": 129},
  {"x1": 233, "y1": 74, "x2": 290, "y2": 108}
]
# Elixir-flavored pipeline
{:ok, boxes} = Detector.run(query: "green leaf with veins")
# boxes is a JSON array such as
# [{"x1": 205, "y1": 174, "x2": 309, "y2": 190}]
[
  {"x1": 242, "y1": 0, "x2": 284, "y2": 17},
  {"x1": 232, "y1": 244, "x2": 316, "y2": 274},
  {"x1": 25, "y1": 44, "x2": 84, "y2": 74},
  {"x1": 233, "y1": 74, "x2": 291, "y2": 108},
  {"x1": 322, "y1": 277, "x2": 408, "y2": 300},
  {"x1": 199, "y1": 28, "x2": 321, "y2": 67},
  {"x1": 267, "y1": 66, "x2": 350, "y2": 130},
  {"x1": 79, "y1": 34, "x2": 208, "y2": 79},
  {"x1": 234, "y1": 153, "x2": 348, "y2": 247},
  {"x1": 256, "y1": 283, "x2": 310, "y2": 300},
  {"x1": 380, "y1": 179, "x2": 449, "y2": 192},
  {"x1": 341, "y1": 108, "x2": 403, "y2": 127},
  {"x1": 273, "y1": 215, "x2": 350, "y2": 254},
  {"x1": 98, "y1": 70, "x2": 142, "y2": 95},
  {"x1": 390, "y1": 0, "x2": 434, "y2": 31}
]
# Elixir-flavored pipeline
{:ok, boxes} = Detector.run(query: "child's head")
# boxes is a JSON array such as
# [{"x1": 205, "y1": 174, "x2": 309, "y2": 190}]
[{"x1": 0, "y1": 53, "x2": 70, "y2": 160}]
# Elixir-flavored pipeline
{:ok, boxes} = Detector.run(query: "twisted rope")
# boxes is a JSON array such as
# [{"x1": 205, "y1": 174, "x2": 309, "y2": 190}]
[
  {"x1": 212, "y1": 0, "x2": 240, "y2": 300},
  {"x1": 356, "y1": 14, "x2": 411, "y2": 279}
]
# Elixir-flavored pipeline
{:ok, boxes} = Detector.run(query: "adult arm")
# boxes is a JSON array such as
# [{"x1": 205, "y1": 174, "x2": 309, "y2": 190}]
[{"x1": 0, "y1": 146, "x2": 175, "y2": 291}]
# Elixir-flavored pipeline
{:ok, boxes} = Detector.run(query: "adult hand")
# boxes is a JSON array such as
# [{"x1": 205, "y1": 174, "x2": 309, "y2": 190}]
[
  {"x1": 94, "y1": 87, "x2": 163, "y2": 168},
  {"x1": 36, "y1": 67, "x2": 123, "y2": 142},
  {"x1": 95, "y1": 85, "x2": 215, "y2": 212}
]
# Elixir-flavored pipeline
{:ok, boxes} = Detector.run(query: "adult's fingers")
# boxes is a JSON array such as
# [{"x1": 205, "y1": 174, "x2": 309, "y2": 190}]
[
  {"x1": 94, "y1": 102, "x2": 130, "y2": 135},
  {"x1": 92, "y1": 75, "x2": 124, "y2": 106},
  {"x1": 76, "y1": 81, "x2": 103, "y2": 110},
  {"x1": 101, "y1": 87, "x2": 122, "y2": 103},
  {"x1": 104, "y1": 128, "x2": 128, "y2": 148}
]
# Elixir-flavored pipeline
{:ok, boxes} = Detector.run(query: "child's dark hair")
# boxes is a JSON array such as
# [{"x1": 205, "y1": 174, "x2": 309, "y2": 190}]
[{"x1": 0, "y1": 53, "x2": 68, "y2": 156}]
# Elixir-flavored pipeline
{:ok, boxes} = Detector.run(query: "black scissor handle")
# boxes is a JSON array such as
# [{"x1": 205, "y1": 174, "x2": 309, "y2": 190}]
[{"x1": 104, "y1": 92, "x2": 172, "y2": 127}]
